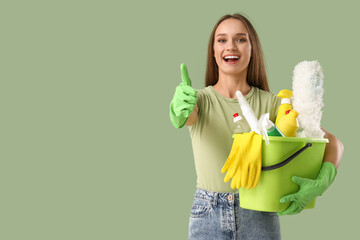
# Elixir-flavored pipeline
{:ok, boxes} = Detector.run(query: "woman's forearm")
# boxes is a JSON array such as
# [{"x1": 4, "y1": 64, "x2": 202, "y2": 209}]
[{"x1": 322, "y1": 128, "x2": 344, "y2": 169}]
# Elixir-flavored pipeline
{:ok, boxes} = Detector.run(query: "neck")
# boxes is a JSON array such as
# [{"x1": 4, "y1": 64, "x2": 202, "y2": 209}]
[{"x1": 213, "y1": 70, "x2": 251, "y2": 98}]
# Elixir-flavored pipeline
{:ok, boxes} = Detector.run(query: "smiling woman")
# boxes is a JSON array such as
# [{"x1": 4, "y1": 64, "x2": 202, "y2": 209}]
[
  {"x1": 212, "y1": 18, "x2": 253, "y2": 97},
  {"x1": 206, "y1": 14, "x2": 269, "y2": 92},
  {"x1": 169, "y1": 10, "x2": 342, "y2": 239},
  {"x1": 169, "y1": 13, "x2": 283, "y2": 239},
  {"x1": 215, "y1": 23, "x2": 250, "y2": 63},
  {"x1": 168, "y1": 10, "x2": 346, "y2": 237}
]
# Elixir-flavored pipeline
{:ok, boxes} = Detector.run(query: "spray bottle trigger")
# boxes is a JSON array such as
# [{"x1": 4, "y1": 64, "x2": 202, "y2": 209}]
[{"x1": 258, "y1": 113, "x2": 270, "y2": 145}]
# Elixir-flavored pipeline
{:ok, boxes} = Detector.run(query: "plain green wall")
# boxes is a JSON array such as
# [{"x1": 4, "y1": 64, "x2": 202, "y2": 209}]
[{"x1": 1, "y1": 0, "x2": 358, "y2": 239}]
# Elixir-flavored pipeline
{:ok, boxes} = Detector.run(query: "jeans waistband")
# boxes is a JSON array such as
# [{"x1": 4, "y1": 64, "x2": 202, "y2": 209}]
[{"x1": 194, "y1": 188, "x2": 239, "y2": 206}]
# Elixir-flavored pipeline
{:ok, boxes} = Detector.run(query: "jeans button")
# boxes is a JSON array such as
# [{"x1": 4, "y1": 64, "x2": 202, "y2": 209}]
[{"x1": 228, "y1": 195, "x2": 233, "y2": 201}]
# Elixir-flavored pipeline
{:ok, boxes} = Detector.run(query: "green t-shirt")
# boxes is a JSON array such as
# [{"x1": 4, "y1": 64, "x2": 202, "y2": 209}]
[{"x1": 189, "y1": 86, "x2": 281, "y2": 193}]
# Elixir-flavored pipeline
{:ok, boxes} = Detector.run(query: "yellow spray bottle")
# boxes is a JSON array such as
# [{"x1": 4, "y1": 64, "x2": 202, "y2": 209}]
[
  {"x1": 276, "y1": 109, "x2": 299, "y2": 137},
  {"x1": 275, "y1": 89, "x2": 293, "y2": 125}
]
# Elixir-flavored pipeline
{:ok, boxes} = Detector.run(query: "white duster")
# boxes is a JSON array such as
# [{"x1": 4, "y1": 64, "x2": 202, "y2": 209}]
[{"x1": 292, "y1": 60, "x2": 325, "y2": 138}]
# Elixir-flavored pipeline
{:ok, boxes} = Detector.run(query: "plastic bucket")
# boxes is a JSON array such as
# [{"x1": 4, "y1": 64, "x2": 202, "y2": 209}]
[{"x1": 239, "y1": 136, "x2": 328, "y2": 212}]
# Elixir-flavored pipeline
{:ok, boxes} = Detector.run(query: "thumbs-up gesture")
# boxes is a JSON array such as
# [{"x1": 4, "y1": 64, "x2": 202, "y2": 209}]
[{"x1": 170, "y1": 63, "x2": 198, "y2": 128}]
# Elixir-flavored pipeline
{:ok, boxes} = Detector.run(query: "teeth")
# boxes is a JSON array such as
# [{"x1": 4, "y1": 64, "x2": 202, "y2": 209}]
[{"x1": 224, "y1": 56, "x2": 240, "y2": 59}]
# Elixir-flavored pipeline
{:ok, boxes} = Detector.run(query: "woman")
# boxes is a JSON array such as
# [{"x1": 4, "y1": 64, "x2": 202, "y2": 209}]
[{"x1": 169, "y1": 13, "x2": 343, "y2": 240}]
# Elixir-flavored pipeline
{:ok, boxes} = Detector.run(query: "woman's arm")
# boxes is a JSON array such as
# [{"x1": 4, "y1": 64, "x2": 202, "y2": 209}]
[
  {"x1": 322, "y1": 128, "x2": 344, "y2": 169},
  {"x1": 185, "y1": 104, "x2": 198, "y2": 126}
]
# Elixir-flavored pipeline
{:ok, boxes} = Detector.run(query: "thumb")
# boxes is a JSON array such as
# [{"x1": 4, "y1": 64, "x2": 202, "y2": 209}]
[
  {"x1": 280, "y1": 194, "x2": 296, "y2": 203},
  {"x1": 180, "y1": 63, "x2": 192, "y2": 87},
  {"x1": 292, "y1": 176, "x2": 310, "y2": 186}
]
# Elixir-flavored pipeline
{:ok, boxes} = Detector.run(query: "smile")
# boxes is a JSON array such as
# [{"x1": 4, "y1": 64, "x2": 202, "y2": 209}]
[{"x1": 223, "y1": 55, "x2": 240, "y2": 64}]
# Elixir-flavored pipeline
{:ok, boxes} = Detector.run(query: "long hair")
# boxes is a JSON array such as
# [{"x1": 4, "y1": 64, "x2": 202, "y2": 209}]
[{"x1": 205, "y1": 13, "x2": 269, "y2": 91}]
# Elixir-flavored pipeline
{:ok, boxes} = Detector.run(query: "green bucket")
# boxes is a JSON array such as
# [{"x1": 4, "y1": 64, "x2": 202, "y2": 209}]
[{"x1": 239, "y1": 136, "x2": 328, "y2": 212}]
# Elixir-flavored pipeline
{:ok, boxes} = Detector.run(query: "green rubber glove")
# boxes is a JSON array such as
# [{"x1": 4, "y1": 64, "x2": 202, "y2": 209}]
[
  {"x1": 278, "y1": 162, "x2": 337, "y2": 216},
  {"x1": 169, "y1": 63, "x2": 197, "y2": 128}
]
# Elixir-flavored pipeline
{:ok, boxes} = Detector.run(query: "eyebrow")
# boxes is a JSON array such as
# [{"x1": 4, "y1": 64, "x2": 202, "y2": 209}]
[{"x1": 216, "y1": 33, "x2": 248, "y2": 37}]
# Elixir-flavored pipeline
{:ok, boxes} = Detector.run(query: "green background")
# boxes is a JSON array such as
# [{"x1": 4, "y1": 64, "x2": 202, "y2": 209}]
[{"x1": 1, "y1": 0, "x2": 358, "y2": 239}]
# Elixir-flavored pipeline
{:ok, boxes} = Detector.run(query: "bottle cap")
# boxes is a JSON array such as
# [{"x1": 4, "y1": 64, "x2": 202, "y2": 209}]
[
  {"x1": 277, "y1": 89, "x2": 293, "y2": 98},
  {"x1": 281, "y1": 98, "x2": 291, "y2": 105},
  {"x1": 233, "y1": 113, "x2": 243, "y2": 123}
]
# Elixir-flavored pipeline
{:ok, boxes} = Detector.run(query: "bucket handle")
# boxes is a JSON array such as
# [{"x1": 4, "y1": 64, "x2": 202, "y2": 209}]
[{"x1": 261, "y1": 142, "x2": 312, "y2": 171}]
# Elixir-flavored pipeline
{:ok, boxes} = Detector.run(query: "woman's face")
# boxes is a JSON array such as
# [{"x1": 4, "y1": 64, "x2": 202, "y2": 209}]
[{"x1": 213, "y1": 18, "x2": 252, "y2": 76}]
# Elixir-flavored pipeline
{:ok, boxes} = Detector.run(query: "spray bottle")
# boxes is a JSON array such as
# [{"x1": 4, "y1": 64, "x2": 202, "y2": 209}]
[
  {"x1": 276, "y1": 109, "x2": 299, "y2": 137},
  {"x1": 258, "y1": 113, "x2": 284, "y2": 144},
  {"x1": 275, "y1": 89, "x2": 293, "y2": 125},
  {"x1": 233, "y1": 113, "x2": 246, "y2": 134},
  {"x1": 235, "y1": 91, "x2": 260, "y2": 134}
]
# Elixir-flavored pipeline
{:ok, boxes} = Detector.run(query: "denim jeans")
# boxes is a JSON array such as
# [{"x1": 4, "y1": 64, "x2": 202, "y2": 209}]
[{"x1": 189, "y1": 188, "x2": 281, "y2": 240}]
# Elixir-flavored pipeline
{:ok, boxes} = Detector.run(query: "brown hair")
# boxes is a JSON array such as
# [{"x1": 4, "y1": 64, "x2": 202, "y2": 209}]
[{"x1": 205, "y1": 13, "x2": 269, "y2": 91}]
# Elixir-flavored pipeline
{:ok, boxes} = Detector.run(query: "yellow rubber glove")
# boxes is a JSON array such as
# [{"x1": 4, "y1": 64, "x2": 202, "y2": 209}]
[{"x1": 221, "y1": 132, "x2": 263, "y2": 189}]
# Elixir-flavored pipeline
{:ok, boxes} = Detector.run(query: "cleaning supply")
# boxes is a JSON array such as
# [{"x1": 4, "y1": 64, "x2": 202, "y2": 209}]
[
  {"x1": 258, "y1": 113, "x2": 284, "y2": 145},
  {"x1": 276, "y1": 109, "x2": 299, "y2": 137},
  {"x1": 221, "y1": 132, "x2": 263, "y2": 190},
  {"x1": 232, "y1": 113, "x2": 244, "y2": 133},
  {"x1": 278, "y1": 162, "x2": 337, "y2": 215},
  {"x1": 292, "y1": 60, "x2": 325, "y2": 138},
  {"x1": 275, "y1": 89, "x2": 293, "y2": 125},
  {"x1": 169, "y1": 63, "x2": 197, "y2": 128},
  {"x1": 235, "y1": 90, "x2": 260, "y2": 134},
  {"x1": 239, "y1": 136, "x2": 328, "y2": 212}
]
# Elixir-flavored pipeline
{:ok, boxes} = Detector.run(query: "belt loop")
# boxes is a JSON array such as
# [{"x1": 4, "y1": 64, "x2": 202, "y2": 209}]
[{"x1": 212, "y1": 192, "x2": 218, "y2": 207}]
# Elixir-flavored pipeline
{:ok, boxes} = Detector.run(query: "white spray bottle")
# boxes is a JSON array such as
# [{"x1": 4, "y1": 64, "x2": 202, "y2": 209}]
[{"x1": 235, "y1": 90, "x2": 261, "y2": 135}]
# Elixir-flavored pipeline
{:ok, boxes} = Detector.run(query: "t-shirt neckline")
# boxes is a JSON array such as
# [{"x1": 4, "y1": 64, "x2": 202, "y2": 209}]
[{"x1": 209, "y1": 86, "x2": 255, "y2": 102}]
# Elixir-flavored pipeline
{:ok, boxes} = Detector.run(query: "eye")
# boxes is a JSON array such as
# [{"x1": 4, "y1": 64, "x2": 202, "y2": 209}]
[
  {"x1": 218, "y1": 39, "x2": 226, "y2": 43},
  {"x1": 237, "y1": 38, "x2": 246, "y2": 42}
]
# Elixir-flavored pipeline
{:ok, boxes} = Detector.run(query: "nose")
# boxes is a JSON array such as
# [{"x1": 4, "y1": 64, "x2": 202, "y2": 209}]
[{"x1": 226, "y1": 40, "x2": 238, "y2": 51}]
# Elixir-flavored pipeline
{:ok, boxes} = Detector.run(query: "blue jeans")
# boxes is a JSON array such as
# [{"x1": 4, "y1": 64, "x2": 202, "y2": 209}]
[{"x1": 189, "y1": 188, "x2": 281, "y2": 240}]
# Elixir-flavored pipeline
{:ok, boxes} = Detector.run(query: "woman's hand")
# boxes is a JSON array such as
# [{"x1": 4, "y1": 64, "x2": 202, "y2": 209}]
[
  {"x1": 170, "y1": 64, "x2": 198, "y2": 128},
  {"x1": 278, "y1": 162, "x2": 337, "y2": 216},
  {"x1": 278, "y1": 128, "x2": 343, "y2": 216}
]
